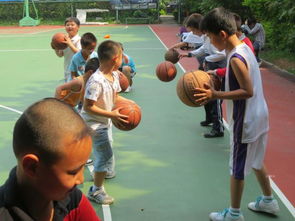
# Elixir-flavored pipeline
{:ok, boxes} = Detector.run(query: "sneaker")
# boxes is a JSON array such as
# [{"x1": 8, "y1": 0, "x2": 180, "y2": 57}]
[
  {"x1": 200, "y1": 120, "x2": 212, "y2": 127},
  {"x1": 248, "y1": 196, "x2": 280, "y2": 214},
  {"x1": 204, "y1": 130, "x2": 224, "y2": 138},
  {"x1": 124, "y1": 86, "x2": 132, "y2": 93},
  {"x1": 105, "y1": 171, "x2": 116, "y2": 179},
  {"x1": 209, "y1": 208, "x2": 244, "y2": 221},
  {"x1": 86, "y1": 158, "x2": 93, "y2": 166},
  {"x1": 87, "y1": 186, "x2": 114, "y2": 205}
]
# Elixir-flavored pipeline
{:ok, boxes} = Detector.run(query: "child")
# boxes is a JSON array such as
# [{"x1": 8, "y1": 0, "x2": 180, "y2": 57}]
[
  {"x1": 170, "y1": 13, "x2": 204, "y2": 51},
  {"x1": 69, "y1": 32, "x2": 98, "y2": 80},
  {"x1": 196, "y1": 7, "x2": 280, "y2": 221},
  {"x1": 242, "y1": 17, "x2": 265, "y2": 65},
  {"x1": 81, "y1": 40, "x2": 130, "y2": 204},
  {"x1": 0, "y1": 98, "x2": 101, "y2": 221},
  {"x1": 55, "y1": 57, "x2": 99, "y2": 108},
  {"x1": 52, "y1": 17, "x2": 81, "y2": 82},
  {"x1": 118, "y1": 43, "x2": 136, "y2": 92},
  {"x1": 179, "y1": 13, "x2": 226, "y2": 138}
]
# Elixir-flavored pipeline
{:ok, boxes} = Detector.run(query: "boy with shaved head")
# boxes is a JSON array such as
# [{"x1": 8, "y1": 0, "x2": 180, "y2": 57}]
[{"x1": 0, "y1": 98, "x2": 101, "y2": 221}]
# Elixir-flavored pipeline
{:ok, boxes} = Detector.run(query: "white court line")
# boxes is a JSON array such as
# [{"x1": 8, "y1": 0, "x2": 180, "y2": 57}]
[
  {"x1": 0, "y1": 104, "x2": 23, "y2": 114},
  {"x1": 102, "y1": 205, "x2": 112, "y2": 221},
  {"x1": 0, "y1": 104, "x2": 113, "y2": 221},
  {"x1": 148, "y1": 25, "x2": 295, "y2": 218}
]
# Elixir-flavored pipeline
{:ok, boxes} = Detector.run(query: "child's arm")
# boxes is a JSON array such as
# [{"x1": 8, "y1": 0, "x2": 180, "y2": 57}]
[
  {"x1": 84, "y1": 99, "x2": 129, "y2": 126},
  {"x1": 169, "y1": 42, "x2": 187, "y2": 50},
  {"x1": 64, "y1": 35, "x2": 80, "y2": 53},
  {"x1": 194, "y1": 57, "x2": 253, "y2": 105},
  {"x1": 55, "y1": 79, "x2": 82, "y2": 99},
  {"x1": 51, "y1": 42, "x2": 64, "y2": 57}
]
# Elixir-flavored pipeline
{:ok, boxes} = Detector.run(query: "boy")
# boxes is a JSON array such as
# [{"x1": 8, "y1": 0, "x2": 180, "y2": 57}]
[
  {"x1": 0, "y1": 98, "x2": 101, "y2": 221},
  {"x1": 179, "y1": 13, "x2": 226, "y2": 138},
  {"x1": 242, "y1": 17, "x2": 265, "y2": 65},
  {"x1": 52, "y1": 17, "x2": 81, "y2": 82},
  {"x1": 118, "y1": 43, "x2": 136, "y2": 92},
  {"x1": 55, "y1": 57, "x2": 99, "y2": 108},
  {"x1": 196, "y1": 7, "x2": 280, "y2": 221},
  {"x1": 81, "y1": 40, "x2": 130, "y2": 204},
  {"x1": 69, "y1": 32, "x2": 98, "y2": 80},
  {"x1": 170, "y1": 13, "x2": 204, "y2": 52}
]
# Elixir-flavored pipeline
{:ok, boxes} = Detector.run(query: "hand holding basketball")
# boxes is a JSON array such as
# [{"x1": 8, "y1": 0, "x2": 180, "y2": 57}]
[
  {"x1": 111, "y1": 107, "x2": 129, "y2": 128},
  {"x1": 193, "y1": 83, "x2": 215, "y2": 106},
  {"x1": 51, "y1": 33, "x2": 68, "y2": 50}
]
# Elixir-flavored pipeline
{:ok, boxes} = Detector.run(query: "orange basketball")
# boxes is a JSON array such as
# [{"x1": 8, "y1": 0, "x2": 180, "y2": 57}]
[
  {"x1": 156, "y1": 61, "x2": 177, "y2": 82},
  {"x1": 164, "y1": 49, "x2": 179, "y2": 64},
  {"x1": 51, "y1": 33, "x2": 67, "y2": 50},
  {"x1": 176, "y1": 70, "x2": 211, "y2": 107},
  {"x1": 210, "y1": 74, "x2": 222, "y2": 91},
  {"x1": 112, "y1": 100, "x2": 141, "y2": 131},
  {"x1": 118, "y1": 72, "x2": 129, "y2": 92}
]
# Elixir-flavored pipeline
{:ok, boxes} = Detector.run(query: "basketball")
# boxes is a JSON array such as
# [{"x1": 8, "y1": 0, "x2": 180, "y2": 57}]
[
  {"x1": 118, "y1": 72, "x2": 129, "y2": 92},
  {"x1": 51, "y1": 33, "x2": 67, "y2": 50},
  {"x1": 210, "y1": 74, "x2": 222, "y2": 91},
  {"x1": 112, "y1": 100, "x2": 141, "y2": 131},
  {"x1": 164, "y1": 49, "x2": 179, "y2": 64},
  {"x1": 156, "y1": 61, "x2": 177, "y2": 82},
  {"x1": 176, "y1": 70, "x2": 211, "y2": 107}
]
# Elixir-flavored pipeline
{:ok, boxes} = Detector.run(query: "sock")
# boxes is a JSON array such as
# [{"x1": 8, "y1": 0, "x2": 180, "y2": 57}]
[
  {"x1": 92, "y1": 185, "x2": 103, "y2": 192},
  {"x1": 263, "y1": 195, "x2": 274, "y2": 203},
  {"x1": 229, "y1": 207, "x2": 241, "y2": 218}
]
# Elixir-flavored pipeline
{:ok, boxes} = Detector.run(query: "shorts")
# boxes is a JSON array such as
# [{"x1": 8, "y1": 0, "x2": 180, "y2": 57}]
[
  {"x1": 92, "y1": 127, "x2": 113, "y2": 172},
  {"x1": 229, "y1": 132, "x2": 268, "y2": 180}
]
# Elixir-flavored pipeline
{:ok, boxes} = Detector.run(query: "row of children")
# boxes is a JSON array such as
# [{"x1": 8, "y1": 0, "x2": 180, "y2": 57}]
[{"x1": 178, "y1": 8, "x2": 278, "y2": 221}]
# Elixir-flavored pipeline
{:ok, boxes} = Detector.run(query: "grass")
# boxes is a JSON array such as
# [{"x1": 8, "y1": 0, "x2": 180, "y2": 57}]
[{"x1": 261, "y1": 48, "x2": 295, "y2": 74}]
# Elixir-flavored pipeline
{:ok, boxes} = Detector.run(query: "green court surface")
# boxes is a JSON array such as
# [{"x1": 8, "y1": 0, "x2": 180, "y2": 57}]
[{"x1": 0, "y1": 25, "x2": 294, "y2": 221}]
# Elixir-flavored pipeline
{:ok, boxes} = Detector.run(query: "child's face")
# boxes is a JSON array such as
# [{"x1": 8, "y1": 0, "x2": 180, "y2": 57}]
[
  {"x1": 35, "y1": 135, "x2": 92, "y2": 201},
  {"x1": 190, "y1": 27, "x2": 203, "y2": 36},
  {"x1": 82, "y1": 42, "x2": 97, "y2": 57},
  {"x1": 65, "y1": 21, "x2": 79, "y2": 38},
  {"x1": 207, "y1": 32, "x2": 226, "y2": 51}
]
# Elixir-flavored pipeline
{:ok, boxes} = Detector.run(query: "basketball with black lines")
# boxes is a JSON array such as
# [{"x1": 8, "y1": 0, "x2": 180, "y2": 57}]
[
  {"x1": 112, "y1": 100, "x2": 141, "y2": 131},
  {"x1": 51, "y1": 33, "x2": 67, "y2": 50},
  {"x1": 176, "y1": 70, "x2": 211, "y2": 107},
  {"x1": 156, "y1": 61, "x2": 177, "y2": 82}
]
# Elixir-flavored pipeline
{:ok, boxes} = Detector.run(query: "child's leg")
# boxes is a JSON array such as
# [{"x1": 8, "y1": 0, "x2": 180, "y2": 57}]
[
  {"x1": 253, "y1": 165, "x2": 272, "y2": 196},
  {"x1": 230, "y1": 176, "x2": 244, "y2": 208},
  {"x1": 122, "y1": 66, "x2": 132, "y2": 86},
  {"x1": 94, "y1": 171, "x2": 107, "y2": 187}
]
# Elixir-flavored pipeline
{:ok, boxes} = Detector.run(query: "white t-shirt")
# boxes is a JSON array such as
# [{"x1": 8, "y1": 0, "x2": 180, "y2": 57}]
[
  {"x1": 81, "y1": 70, "x2": 121, "y2": 130},
  {"x1": 183, "y1": 32, "x2": 204, "y2": 45},
  {"x1": 190, "y1": 35, "x2": 226, "y2": 63},
  {"x1": 63, "y1": 34, "x2": 81, "y2": 80},
  {"x1": 225, "y1": 43, "x2": 269, "y2": 143}
]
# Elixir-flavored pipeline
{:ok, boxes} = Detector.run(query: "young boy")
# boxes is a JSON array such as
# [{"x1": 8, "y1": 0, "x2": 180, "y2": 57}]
[
  {"x1": 69, "y1": 32, "x2": 98, "y2": 80},
  {"x1": 118, "y1": 43, "x2": 136, "y2": 92},
  {"x1": 196, "y1": 7, "x2": 280, "y2": 221},
  {"x1": 52, "y1": 17, "x2": 81, "y2": 82},
  {"x1": 81, "y1": 40, "x2": 130, "y2": 204},
  {"x1": 170, "y1": 13, "x2": 204, "y2": 52},
  {"x1": 55, "y1": 57, "x2": 99, "y2": 108},
  {"x1": 179, "y1": 13, "x2": 226, "y2": 138},
  {"x1": 242, "y1": 17, "x2": 265, "y2": 65},
  {"x1": 0, "y1": 98, "x2": 101, "y2": 221}
]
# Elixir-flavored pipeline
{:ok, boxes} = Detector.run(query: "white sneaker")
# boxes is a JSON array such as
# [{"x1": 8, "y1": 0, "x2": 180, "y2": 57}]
[
  {"x1": 86, "y1": 158, "x2": 93, "y2": 166},
  {"x1": 248, "y1": 196, "x2": 280, "y2": 214},
  {"x1": 105, "y1": 171, "x2": 116, "y2": 179},
  {"x1": 209, "y1": 208, "x2": 244, "y2": 221},
  {"x1": 124, "y1": 86, "x2": 132, "y2": 93},
  {"x1": 87, "y1": 186, "x2": 114, "y2": 205}
]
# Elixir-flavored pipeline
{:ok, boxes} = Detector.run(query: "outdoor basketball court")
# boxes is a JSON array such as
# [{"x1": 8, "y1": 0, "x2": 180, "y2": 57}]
[{"x1": 0, "y1": 24, "x2": 294, "y2": 221}]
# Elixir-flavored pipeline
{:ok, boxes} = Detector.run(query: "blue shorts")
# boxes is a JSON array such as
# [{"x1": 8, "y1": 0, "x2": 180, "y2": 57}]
[{"x1": 92, "y1": 127, "x2": 113, "y2": 172}]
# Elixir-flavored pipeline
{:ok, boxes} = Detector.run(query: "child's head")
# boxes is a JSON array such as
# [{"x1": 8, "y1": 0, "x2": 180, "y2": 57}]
[
  {"x1": 185, "y1": 13, "x2": 203, "y2": 36},
  {"x1": 64, "y1": 17, "x2": 80, "y2": 38},
  {"x1": 13, "y1": 98, "x2": 92, "y2": 201},
  {"x1": 84, "y1": 57, "x2": 100, "y2": 78},
  {"x1": 201, "y1": 7, "x2": 236, "y2": 51},
  {"x1": 81, "y1": 32, "x2": 97, "y2": 56},
  {"x1": 232, "y1": 13, "x2": 242, "y2": 34},
  {"x1": 247, "y1": 17, "x2": 257, "y2": 28},
  {"x1": 97, "y1": 40, "x2": 122, "y2": 70}
]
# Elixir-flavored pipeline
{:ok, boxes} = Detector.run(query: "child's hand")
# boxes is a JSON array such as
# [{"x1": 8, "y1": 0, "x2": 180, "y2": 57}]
[
  {"x1": 179, "y1": 53, "x2": 188, "y2": 59},
  {"x1": 207, "y1": 70, "x2": 217, "y2": 76},
  {"x1": 193, "y1": 83, "x2": 216, "y2": 106},
  {"x1": 64, "y1": 35, "x2": 74, "y2": 47},
  {"x1": 111, "y1": 108, "x2": 129, "y2": 127}
]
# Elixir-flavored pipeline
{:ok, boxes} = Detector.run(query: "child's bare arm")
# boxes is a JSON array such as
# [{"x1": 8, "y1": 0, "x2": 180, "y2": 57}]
[
  {"x1": 194, "y1": 57, "x2": 253, "y2": 104},
  {"x1": 64, "y1": 35, "x2": 80, "y2": 53},
  {"x1": 169, "y1": 42, "x2": 187, "y2": 50},
  {"x1": 84, "y1": 99, "x2": 128, "y2": 125},
  {"x1": 55, "y1": 79, "x2": 82, "y2": 99}
]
